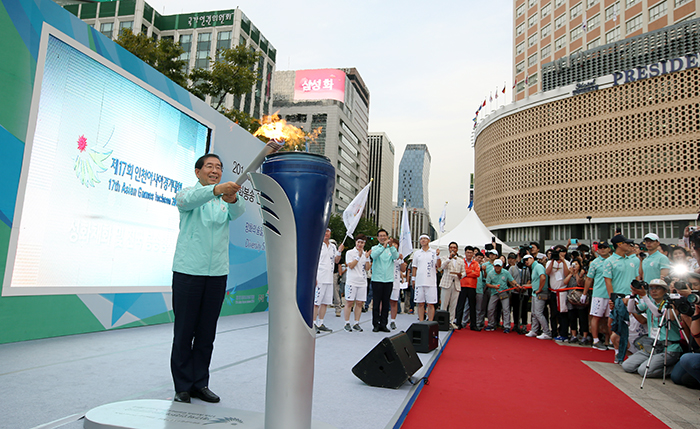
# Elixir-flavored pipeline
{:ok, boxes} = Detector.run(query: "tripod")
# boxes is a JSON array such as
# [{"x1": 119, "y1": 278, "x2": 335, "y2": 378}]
[{"x1": 640, "y1": 299, "x2": 685, "y2": 389}]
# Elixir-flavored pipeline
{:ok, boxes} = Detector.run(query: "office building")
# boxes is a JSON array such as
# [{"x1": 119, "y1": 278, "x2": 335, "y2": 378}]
[
  {"x1": 513, "y1": 0, "x2": 699, "y2": 100},
  {"x1": 61, "y1": 0, "x2": 275, "y2": 119},
  {"x1": 368, "y1": 132, "x2": 395, "y2": 230},
  {"x1": 477, "y1": 12, "x2": 700, "y2": 248},
  {"x1": 272, "y1": 68, "x2": 370, "y2": 214},
  {"x1": 397, "y1": 144, "x2": 431, "y2": 213},
  {"x1": 394, "y1": 144, "x2": 434, "y2": 246}
]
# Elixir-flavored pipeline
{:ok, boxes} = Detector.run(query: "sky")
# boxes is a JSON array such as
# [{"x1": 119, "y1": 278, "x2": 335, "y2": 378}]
[{"x1": 148, "y1": 0, "x2": 514, "y2": 233}]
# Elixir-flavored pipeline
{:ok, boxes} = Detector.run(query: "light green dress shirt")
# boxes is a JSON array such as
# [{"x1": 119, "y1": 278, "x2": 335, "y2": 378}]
[{"x1": 172, "y1": 182, "x2": 245, "y2": 276}]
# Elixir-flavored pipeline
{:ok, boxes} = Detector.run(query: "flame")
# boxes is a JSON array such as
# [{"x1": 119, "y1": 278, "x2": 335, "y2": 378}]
[{"x1": 253, "y1": 113, "x2": 321, "y2": 151}]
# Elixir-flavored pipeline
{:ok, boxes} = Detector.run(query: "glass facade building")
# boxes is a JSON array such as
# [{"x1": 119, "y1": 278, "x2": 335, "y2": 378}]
[{"x1": 397, "y1": 144, "x2": 431, "y2": 213}]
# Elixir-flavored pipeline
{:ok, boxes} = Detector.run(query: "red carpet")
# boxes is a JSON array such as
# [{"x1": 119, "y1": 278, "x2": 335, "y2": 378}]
[{"x1": 401, "y1": 329, "x2": 667, "y2": 428}]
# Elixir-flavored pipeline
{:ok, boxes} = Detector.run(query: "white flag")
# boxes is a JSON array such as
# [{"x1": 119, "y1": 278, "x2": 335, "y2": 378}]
[
  {"x1": 438, "y1": 202, "x2": 447, "y2": 234},
  {"x1": 342, "y1": 181, "x2": 372, "y2": 238},
  {"x1": 399, "y1": 201, "x2": 413, "y2": 257}
]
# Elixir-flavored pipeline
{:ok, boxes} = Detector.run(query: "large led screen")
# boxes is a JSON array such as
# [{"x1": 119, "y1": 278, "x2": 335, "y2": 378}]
[
  {"x1": 3, "y1": 30, "x2": 210, "y2": 296},
  {"x1": 293, "y1": 69, "x2": 346, "y2": 103}
]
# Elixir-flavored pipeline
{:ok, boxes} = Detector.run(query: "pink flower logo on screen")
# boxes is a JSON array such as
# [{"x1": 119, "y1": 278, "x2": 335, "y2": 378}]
[{"x1": 73, "y1": 132, "x2": 113, "y2": 188}]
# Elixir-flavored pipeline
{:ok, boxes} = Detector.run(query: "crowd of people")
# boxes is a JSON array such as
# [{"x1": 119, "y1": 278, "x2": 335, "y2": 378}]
[{"x1": 313, "y1": 225, "x2": 700, "y2": 390}]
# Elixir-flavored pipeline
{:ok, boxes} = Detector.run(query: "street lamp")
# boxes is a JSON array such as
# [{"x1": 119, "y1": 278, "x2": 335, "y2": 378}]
[{"x1": 586, "y1": 216, "x2": 593, "y2": 248}]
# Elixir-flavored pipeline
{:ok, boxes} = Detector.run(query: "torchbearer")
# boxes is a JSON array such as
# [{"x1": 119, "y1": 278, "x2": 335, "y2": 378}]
[
  {"x1": 314, "y1": 229, "x2": 344, "y2": 333},
  {"x1": 343, "y1": 234, "x2": 371, "y2": 332},
  {"x1": 170, "y1": 154, "x2": 245, "y2": 404},
  {"x1": 412, "y1": 234, "x2": 441, "y2": 322},
  {"x1": 370, "y1": 229, "x2": 401, "y2": 331}
]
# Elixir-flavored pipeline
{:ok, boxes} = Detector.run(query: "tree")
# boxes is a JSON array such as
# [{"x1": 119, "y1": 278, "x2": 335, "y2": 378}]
[
  {"x1": 327, "y1": 214, "x2": 379, "y2": 254},
  {"x1": 221, "y1": 107, "x2": 260, "y2": 135},
  {"x1": 117, "y1": 30, "x2": 262, "y2": 134},
  {"x1": 188, "y1": 45, "x2": 261, "y2": 111},
  {"x1": 116, "y1": 29, "x2": 187, "y2": 88}
]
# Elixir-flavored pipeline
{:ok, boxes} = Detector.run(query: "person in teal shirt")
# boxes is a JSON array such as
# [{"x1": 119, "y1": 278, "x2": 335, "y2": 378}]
[
  {"x1": 583, "y1": 241, "x2": 613, "y2": 350},
  {"x1": 641, "y1": 233, "x2": 671, "y2": 283},
  {"x1": 370, "y1": 229, "x2": 400, "y2": 332},
  {"x1": 622, "y1": 279, "x2": 682, "y2": 377},
  {"x1": 485, "y1": 260, "x2": 516, "y2": 332},
  {"x1": 476, "y1": 250, "x2": 497, "y2": 330},
  {"x1": 604, "y1": 234, "x2": 640, "y2": 363},
  {"x1": 525, "y1": 254, "x2": 551, "y2": 339},
  {"x1": 171, "y1": 154, "x2": 245, "y2": 404}
]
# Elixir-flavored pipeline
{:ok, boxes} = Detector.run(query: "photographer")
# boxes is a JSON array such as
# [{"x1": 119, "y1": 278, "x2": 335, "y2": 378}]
[
  {"x1": 671, "y1": 296, "x2": 700, "y2": 389},
  {"x1": 622, "y1": 279, "x2": 683, "y2": 377}
]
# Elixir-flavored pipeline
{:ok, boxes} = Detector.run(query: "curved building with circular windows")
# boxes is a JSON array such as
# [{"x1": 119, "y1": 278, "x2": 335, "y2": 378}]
[{"x1": 475, "y1": 17, "x2": 700, "y2": 248}]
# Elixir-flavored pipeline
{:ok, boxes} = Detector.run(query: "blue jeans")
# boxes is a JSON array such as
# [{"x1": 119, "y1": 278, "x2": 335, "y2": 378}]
[{"x1": 672, "y1": 353, "x2": 700, "y2": 389}]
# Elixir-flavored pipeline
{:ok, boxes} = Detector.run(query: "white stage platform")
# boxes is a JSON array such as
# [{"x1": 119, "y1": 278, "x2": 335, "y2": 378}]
[{"x1": 0, "y1": 311, "x2": 451, "y2": 429}]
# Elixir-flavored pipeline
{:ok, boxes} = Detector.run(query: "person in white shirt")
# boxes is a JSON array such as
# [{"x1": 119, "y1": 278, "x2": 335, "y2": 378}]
[
  {"x1": 412, "y1": 234, "x2": 441, "y2": 321},
  {"x1": 546, "y1": 245, "x2": 570, "y2": 341},
  {"x1": 343, "y1": 234, "x2": 371, "y2": 332},
  {"x1": 314, "y1": 228, "x2": 344, "y2": 333},
  {"x1": 390, "y1": 238, "x2": 407, "y2": 330}
]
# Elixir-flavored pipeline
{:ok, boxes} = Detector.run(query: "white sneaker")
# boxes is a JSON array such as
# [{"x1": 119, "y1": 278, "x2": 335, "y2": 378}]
[
  {"x1": 536, "y1": 333, "x2": 552, "y2": 340},
  {"x1": 525, "y1": 331, "x2": 538, "y2": 337}
]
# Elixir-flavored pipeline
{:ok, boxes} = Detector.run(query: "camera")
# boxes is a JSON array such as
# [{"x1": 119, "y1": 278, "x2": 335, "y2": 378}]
[
  {"x1": 631, "y1": 279, "x2": 648, "y2": 291},
  {"x1": 668, "y1": 292, "x2": 700, "y2": 317}
]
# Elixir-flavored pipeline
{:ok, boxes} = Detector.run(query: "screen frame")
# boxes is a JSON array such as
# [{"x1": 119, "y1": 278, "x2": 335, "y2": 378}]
[{"x1": 3, "y1": 23, "x2": 215, "y2": 297}]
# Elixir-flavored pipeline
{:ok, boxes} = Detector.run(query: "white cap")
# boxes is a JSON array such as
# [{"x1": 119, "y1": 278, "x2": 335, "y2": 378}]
[
  {"x1": 644, "y1": 233, "x2": 660, "y2": 241},
  {"x1": 649, "y1": 278, "x2": 668, "y2": 289},
  {"x1": 522, "y1": 254, "x2": 533, "y2": 260},
  {"x1": 537, "y1": 253, "x2": 546, "y2": 259},
  {"x1": 419, "y1": 234, "x2": 430, "y2": 240},
  {"x1": 494, "y1": 259, "x2": 503, "y2": 266},
  {"x1": 488, "y1": 249, "x2": 498, "y2": 255}
]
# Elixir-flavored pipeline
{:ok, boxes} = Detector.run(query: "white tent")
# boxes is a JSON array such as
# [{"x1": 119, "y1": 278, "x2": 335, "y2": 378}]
[{"x1": 429, "y1": 210, "x2": 517, "y2": 255}]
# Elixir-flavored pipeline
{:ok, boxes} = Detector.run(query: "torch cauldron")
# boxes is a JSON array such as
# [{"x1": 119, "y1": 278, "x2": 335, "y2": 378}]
[{"x1": 248, "y1": 151, "x2": 335, "y2": 429}]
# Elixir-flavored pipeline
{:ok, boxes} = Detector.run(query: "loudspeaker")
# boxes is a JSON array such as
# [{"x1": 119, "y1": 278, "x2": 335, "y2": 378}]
[
  {"x1": 352, "y1": 332, "x2": 423, "y2": 389},
  {"x1": 406, "y1": 321, "x2": 439, "y2": 353},
  {"x1": 435, "y1": 310, "x2": 450, "y2": 331}
]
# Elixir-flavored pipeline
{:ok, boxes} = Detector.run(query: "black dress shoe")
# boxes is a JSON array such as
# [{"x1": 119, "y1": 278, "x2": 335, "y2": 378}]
[
  {"x1": 190, "y1": 386, "x2": 220, "y2": 403},
  {"x1": 372, "y1": 326, "x2": 380, "y2": 332},
  {"x1": 174, "y1": 392, "x2": 191, "y2": 403},
  {"x1": 379, "y1": 325, "x2": 390, "y2": 333}
]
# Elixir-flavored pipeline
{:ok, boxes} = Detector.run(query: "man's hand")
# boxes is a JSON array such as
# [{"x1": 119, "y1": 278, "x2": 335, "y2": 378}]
[
  {"x1": 436, "y1": 248, "x2": 440, "y2": 256},
  {"x1": 222, "y1": 193, "x2": 238, "y2": 203},
  {"x1": 215, "y1": 181, "x2": 240, "y2": 197},
  {"x1": 338, "y1": 244, "x2": 345, "y2": 252}
]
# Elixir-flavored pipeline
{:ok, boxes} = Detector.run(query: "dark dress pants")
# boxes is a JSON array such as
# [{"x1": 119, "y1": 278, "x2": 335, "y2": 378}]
[
  {"x1": 455, "y1": 287, "x2": 476, "y2": 328},
  {"x1": 371, "y1": 281, "x2": 393, "y2": 328},
  {"x1": 171, "y1": 272, "x2": 227, "y2": 393}
]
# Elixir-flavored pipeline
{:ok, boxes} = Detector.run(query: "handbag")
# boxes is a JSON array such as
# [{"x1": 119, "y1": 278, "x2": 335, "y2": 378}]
[
  {"x1": 537, "y1": 291, "x2": 549, "y2": 300},
  {"x1": 498, "y1": 290, "x2": 509, "y2": 300}
]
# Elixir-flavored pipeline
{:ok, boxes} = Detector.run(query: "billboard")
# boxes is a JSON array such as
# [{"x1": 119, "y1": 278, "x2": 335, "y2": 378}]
[
  {"x1": 0, "y1": 0, "x2": 269, "y2": 341},
  {"x1": 293, "y1": 69, "x2": 346, "y2": 103},
  {"x1": 3, "y1": 29, "x2": 210, "y2": 295}
]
